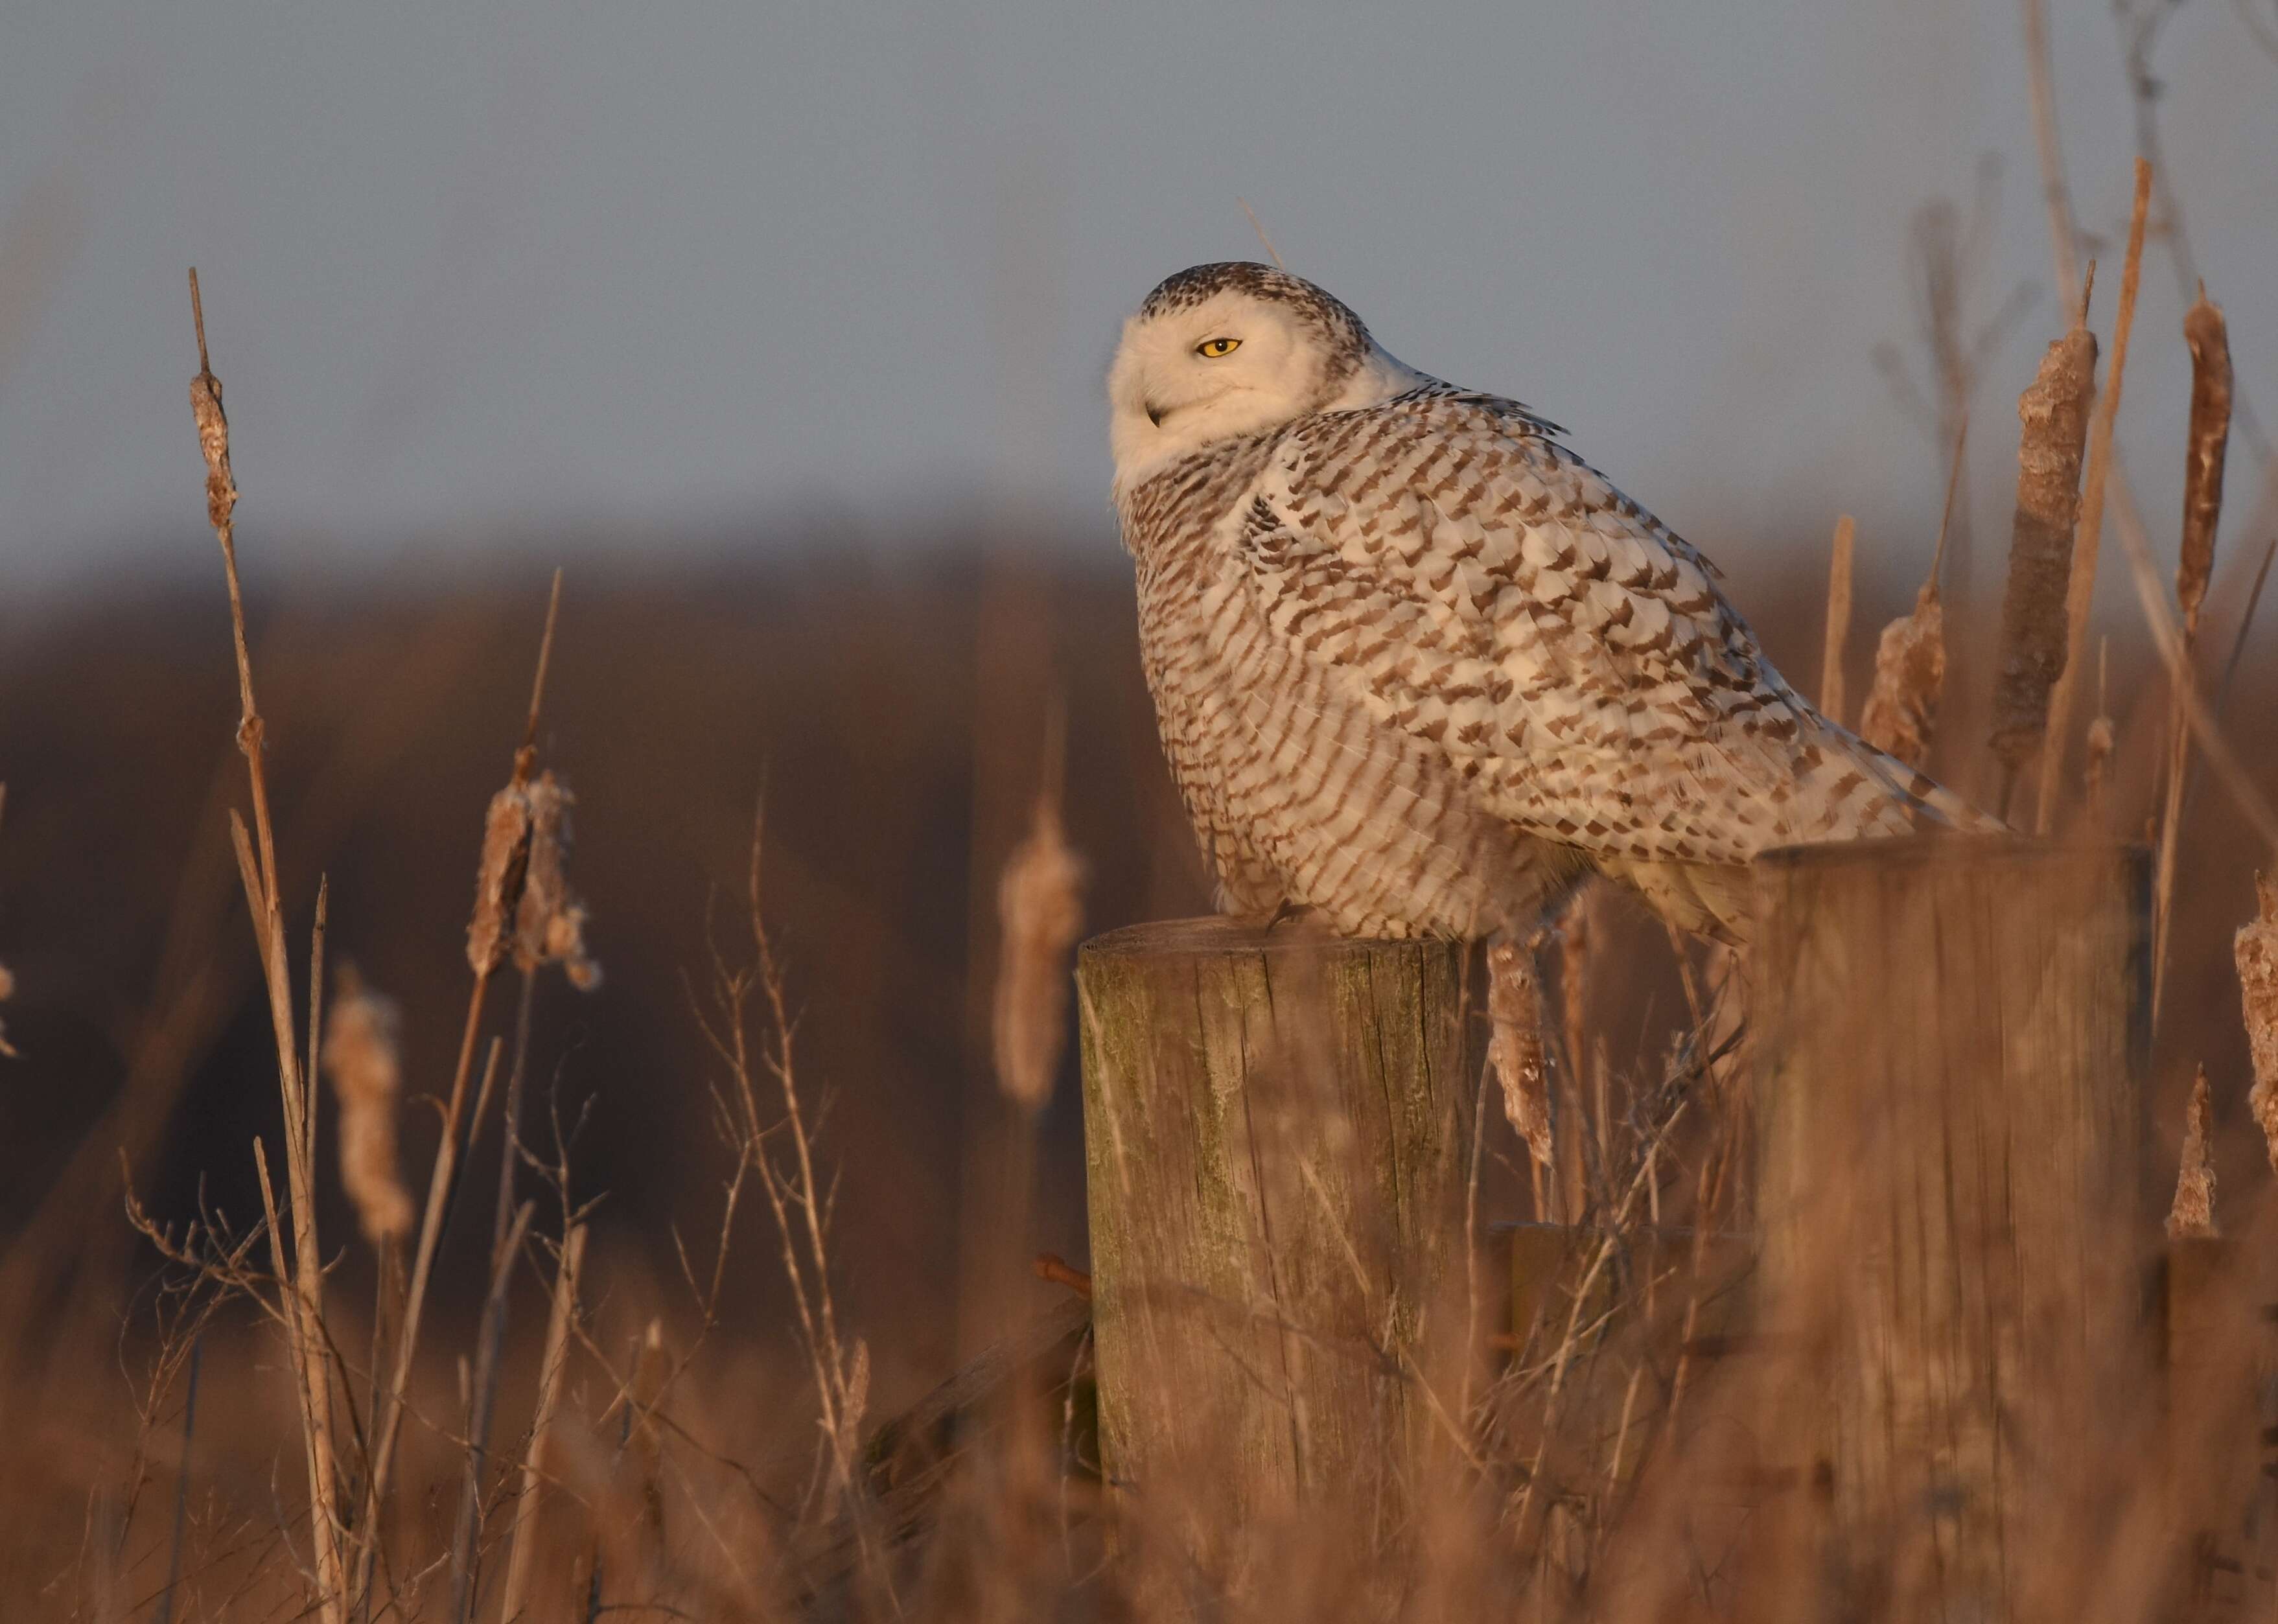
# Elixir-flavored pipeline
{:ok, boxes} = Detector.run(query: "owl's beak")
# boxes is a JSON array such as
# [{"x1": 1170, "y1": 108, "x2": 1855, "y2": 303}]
[{"x1": 1145, "y1": 400, "x2": 1167, "y2": 428}]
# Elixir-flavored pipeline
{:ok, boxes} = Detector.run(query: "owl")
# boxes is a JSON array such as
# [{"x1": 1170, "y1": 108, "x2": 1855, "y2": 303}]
[{"x1": 1109, "y1": 262, "x2": 1986, "y2": 944}]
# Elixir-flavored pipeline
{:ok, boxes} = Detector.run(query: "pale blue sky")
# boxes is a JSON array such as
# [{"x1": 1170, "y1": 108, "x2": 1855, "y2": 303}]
[{"x1": 0, "y1": 0, "x2": 2272, "y2": 597}]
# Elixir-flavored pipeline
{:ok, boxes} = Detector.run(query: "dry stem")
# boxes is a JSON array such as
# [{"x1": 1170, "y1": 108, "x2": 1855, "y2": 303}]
[
  {"x1": 1818, "y1": 515, "x2": 1855, "y2": 727},
  {"x1": 186, "y1": 270, "x2": 348, "y2": 1623}
]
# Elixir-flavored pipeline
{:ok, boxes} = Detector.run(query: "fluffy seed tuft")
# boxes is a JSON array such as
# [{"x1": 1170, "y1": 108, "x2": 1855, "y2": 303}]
[
  {"x1": 992, "y1": 789, "x2": 1087, "y2": 1113},
  {"x1": 1858, "y1": 582, "x2": 1946, "y2": 770},
  {"x1": 320, "y1": 965, "x2": 415, "y2": 1245}
]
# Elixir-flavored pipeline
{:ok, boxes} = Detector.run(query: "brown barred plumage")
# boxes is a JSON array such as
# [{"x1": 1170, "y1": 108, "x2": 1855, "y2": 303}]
[{"x1": 1110, "y1": 264, "x2": 1990, "y2": 942}]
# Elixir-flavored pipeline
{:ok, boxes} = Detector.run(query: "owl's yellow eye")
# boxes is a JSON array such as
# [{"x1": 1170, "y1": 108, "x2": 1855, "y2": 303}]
[{"x1": 1195, "y1": 336, "x2": 1241, "y2": 358}]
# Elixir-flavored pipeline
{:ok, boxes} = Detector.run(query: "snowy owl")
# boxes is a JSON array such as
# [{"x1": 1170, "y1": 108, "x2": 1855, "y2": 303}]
[{"x1": 1109, "y1": 261, "x2": 1984, "y2": 944}]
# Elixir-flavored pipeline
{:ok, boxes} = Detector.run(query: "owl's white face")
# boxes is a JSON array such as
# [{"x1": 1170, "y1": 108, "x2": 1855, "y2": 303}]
[{"x1": 1108, "y1": 270, "x2": 1424, "y2": 497}]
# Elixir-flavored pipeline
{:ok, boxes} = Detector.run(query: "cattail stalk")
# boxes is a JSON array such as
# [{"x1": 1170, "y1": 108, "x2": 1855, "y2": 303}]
[
  {"x1": 2242, "y1": 874, "x2": 2278, "y2": 1173},
  {"x1": 2038, "y1": 159, "x2": 2152, "y2": 835},
  {"x1": 2152, "y1": 292, "x2": 2233, "y2": 1020},
  {"x1": 358, "y1": 574, "x2": 564, "y2": 1609},
  {"x1": 2165, "y1": 1067, "x2": 2218, "y2": 1239},
  {"x1": 1819, "y1": 516, "x2": 1855, "y2": 727},
  {"x1": 185, "y1": 273, "x2": 348, "y2": 1623},
  {"x1": 1989, "y1": 307, "x2": 2098, "y2": 813},
  {"x1": 500, "y1": 1224, "x2": 587, "y2": 1624}
]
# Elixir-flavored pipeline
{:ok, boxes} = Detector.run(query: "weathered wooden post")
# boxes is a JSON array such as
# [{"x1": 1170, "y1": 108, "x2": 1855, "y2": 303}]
[
  {"x1": 1750, "y1": 835, "x2": 2150, "y2": 1614},
  {"x1": 1076, "y1": 917, "x2": 1474, "y2": 1556}
]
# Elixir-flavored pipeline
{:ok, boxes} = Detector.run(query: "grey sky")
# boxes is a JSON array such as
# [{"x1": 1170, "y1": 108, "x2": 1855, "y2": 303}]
[{"x1": 1, "y1": 0, "x2": 2272, "y2": 595}]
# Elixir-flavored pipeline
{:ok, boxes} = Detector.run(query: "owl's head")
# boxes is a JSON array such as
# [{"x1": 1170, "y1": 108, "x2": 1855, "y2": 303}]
[{"x1": 1108, "y1": 263, "x2": 1424, "y2": 495}]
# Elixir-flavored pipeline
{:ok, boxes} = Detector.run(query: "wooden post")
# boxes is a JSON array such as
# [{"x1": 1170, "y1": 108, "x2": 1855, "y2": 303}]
[
  {"x1": 1076, "y1": 917, "x2": 1474, "y2": 1553},
  {"x1": 1750, "y1": 835, "x2": 2150, "y2": 1613}
]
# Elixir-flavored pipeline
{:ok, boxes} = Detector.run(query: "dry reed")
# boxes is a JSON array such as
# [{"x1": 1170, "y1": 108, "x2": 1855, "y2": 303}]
[
  {"x1": 2165, "y1": 1067, "x2": 2217, "y2": 1239},
  {"x1": 183, "y1": 270, "x2": 349, "y2": 1624},
  {"x1": 2037, "y1": 159, "x2": 2152, "y2": 833},
  {"x1": 500, "y1": 1222, "x2": 588, "y2": 1623},
  {"x1": 1819, "y1": 515, "x2": 1855, "y2": 726},
  {"x1": 1989, "y1": 307, "x2": 2097, "y2": 804},
  {"x1": 2242, "y1": 872, "x2": 2278, "y2": 1172},
  {"x1": 2152, "y1": 290, "x2": 2233, "y2": 1015}
]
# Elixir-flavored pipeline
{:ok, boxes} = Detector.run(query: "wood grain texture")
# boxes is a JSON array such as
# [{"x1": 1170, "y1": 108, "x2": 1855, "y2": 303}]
[
  {"x1": 1750, "y1": 835, "x2": 2150, "y2": 1613},
  {"x1": 1076, "y1": 916, "x2": 1475, "y2": 1548}
]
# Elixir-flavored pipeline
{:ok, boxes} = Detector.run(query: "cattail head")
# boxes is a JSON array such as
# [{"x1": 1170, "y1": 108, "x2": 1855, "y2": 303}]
[
  {"x1": 1857, "y1": 582, "x2": 1946, "y2": 770},
  {"x1": 1990, "y1": 324, "x2": 2098, "y2": 771},
  {"x1": 320, "y1": 964, "x2": 415, "y2": 1245},
  {"x1": 0, "y1": 960, "x2": 15, "y2": 1060},
  {"x1": 467, "y1": 781, "x2": 535, "y2": 976},
  {"x1": 1487, "y1": 941, "x2": 1551, "y2": 1166},
  {"x1": 992, "y1": 790, "x2": 1087, "y2": 1113},
  {"x1": 2240, "y1": 873, "x2": 2278, "y2": 1172},
  {"x1": 513, "y1": 771, "x2": 601, "y2": 990},
  {"x1": 2165, "y1": 1066, "x2": 2218, "y2": 1240},
  {"x1": 466, "y1": 762, "x2": 601, "y2": 988},
  {"x1": 2177, "y1": 292, "x2": 2232, "y2": 634},
  {"x1": 187, "y1": 288, "x2": 237, "y2": 535}
]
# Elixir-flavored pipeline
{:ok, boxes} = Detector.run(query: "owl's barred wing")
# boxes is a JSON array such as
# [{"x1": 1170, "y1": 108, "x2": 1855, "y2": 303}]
[{"x1": 1237, "y1": 393, "x2": 1965, "y2": 868}]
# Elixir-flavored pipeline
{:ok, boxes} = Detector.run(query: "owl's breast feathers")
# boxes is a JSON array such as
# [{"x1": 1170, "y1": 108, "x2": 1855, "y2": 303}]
[{"x1": 1122, "y1": 388, "x2": 1986, "y2": 940}]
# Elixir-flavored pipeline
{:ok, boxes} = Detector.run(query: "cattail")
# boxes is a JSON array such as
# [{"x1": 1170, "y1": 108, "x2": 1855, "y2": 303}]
[
  {"x1": 2176, "y1": 291, "x2": 2233, "y2": 637},
  {"x1": 2039, "y1": 161, "x2": 2151, "y2": 835},
  {"x1": 1990, "y1": 321, "x2": 2098, "y2": 776},
  {"x1": 1819, "y1": 515, "x2": 1855, "y2": 727},
  {"x1": 2165, "y1": 1067, "x2": 2218, "y2": 1240},
  {"x1": 320, "y1": 965, "x2": 415, "y2": 1245},
  {"x1": 1857, "y1": 581, "x2": 1946, "y2": 769},
  {"x1": 1488, "y1": 941, "x2": 1551, "y2": 1166},
  {"x1": 467, "y1": 770, "x2": 535, "y2": 976},
  {"x1": 513, "y1": 771, "x2": 601, "y2": 990},
  {"x1": 992, "y1": 786, "x2": 1086, "y2": 1113},
  {"x1": 2153, "y1": 293, "x2": 2233, "y2": 1014},
  {"x1": 2241, "y1": 873, "x2": 2278, "y2": 1173},
  {"x1": 188, "y1": 279, "x2": 237, "y2": 537}
]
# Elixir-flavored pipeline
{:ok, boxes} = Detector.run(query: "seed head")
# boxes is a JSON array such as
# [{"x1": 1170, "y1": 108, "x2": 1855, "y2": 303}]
[
  {"x1": 1858, "y1": 582, "x2": 1946, "y2": 771},
  {"x1": 320, "y1": 965, "x2": 415, "y2": 1245},
  {"x1": 992, "y1": 791, "x2": 1086, "y2": 1114}
]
